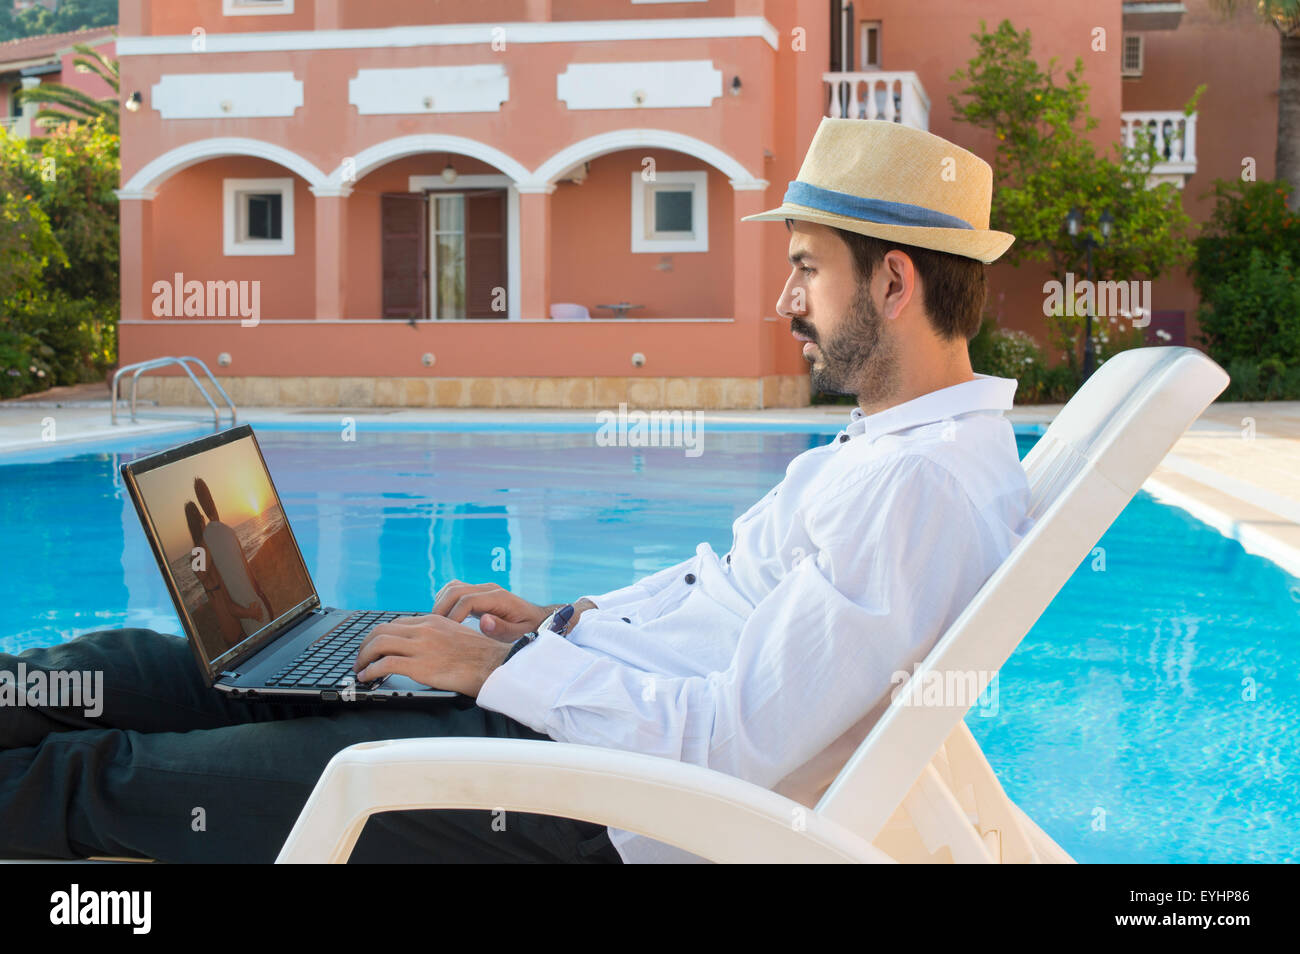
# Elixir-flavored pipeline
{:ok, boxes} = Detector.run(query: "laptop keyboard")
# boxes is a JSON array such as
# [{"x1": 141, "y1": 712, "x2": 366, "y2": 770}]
[{"x1": 263, "y1": 611, "x2": 405, "y2": 691}]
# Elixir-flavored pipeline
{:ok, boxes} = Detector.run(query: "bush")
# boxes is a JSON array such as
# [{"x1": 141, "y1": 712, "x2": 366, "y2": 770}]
[
  {"x1": 0, "y1": 324, "x2": 51, "y2": 399},
  {"x1": 1191, "y1": 179, "x2": 1300, "y2": 399},
  {"x1": 969, "y1": 317, "x2": 1077, "y2": 403},
  {"x1": 1195, "y1": 247, "x2": 1300, "y2": 368},
  {"x1": 2, "y1": 291, "x2": 115, "y2": 390}
]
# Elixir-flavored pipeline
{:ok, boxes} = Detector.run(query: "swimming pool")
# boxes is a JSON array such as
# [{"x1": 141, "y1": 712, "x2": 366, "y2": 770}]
[{"x1": 1, "y1": 423, "x2": 1296, "y2": 863}]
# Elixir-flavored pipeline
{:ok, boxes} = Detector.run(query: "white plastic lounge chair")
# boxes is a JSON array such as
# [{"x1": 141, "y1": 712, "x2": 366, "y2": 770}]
[
  {"x1": 549, "y1": 303, "x2": 591, "y2": 321},
  {"x1": 276, "y1": 345, "x2": 1229, "y2": 864}
]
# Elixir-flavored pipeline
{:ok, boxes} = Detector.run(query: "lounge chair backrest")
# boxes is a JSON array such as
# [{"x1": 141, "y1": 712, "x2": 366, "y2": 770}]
[{"x1": 815, "y1": 346, "x2": 1230, "y2": 843}]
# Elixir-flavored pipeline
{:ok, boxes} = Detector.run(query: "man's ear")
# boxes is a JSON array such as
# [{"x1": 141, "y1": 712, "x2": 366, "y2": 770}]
[{"x1": 879, "y1": 249, "x2": 917, "y2": 320}]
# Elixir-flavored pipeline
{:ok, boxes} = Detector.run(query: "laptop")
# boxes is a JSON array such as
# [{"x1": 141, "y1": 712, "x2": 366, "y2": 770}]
[{"x1": 121, "y1": 423, "x2": 459, "y2": 702}]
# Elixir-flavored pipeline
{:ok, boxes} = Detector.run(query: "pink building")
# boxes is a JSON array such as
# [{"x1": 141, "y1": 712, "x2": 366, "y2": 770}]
[
  {"x1": 115, "y1": 0, "x2": 1280, "y2": 409},
  {"x1": 0, "y1": 26, "x2": 115, "y2": 139}
]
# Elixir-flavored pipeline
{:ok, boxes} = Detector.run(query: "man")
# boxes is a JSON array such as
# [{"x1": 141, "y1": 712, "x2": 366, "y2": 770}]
[
  {"x1": 194, "y1": 477, "x2": 274, "y2": 635},
  {"x1": 0, "y1": 119, "x2": 1031, "y2": 864}
]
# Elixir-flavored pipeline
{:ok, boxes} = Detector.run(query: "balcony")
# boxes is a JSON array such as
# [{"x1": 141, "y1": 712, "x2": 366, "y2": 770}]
[
  {"x1": 823, "y1": 71, "x2": 930, "y2": 130},
  {"x1": 1121, "y1": 110, "x2": 1197, "y2": 187}
]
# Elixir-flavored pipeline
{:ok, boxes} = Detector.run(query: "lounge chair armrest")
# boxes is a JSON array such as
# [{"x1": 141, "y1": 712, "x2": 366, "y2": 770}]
[{"x1": 277, "y1": 738, "x2": 891, "y2": 864}]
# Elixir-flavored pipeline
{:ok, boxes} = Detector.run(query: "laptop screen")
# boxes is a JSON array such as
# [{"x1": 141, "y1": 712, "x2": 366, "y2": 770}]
[{"x1": 127, "y1": 427, "x2": 316, "y2": 671}]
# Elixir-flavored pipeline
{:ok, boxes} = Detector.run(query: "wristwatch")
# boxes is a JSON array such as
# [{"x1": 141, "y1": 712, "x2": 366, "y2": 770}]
[{"x1": 502, "y1": 603, "x2": 575, "y2": 664}]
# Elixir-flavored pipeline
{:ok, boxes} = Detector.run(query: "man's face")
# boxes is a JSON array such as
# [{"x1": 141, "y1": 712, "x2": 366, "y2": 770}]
[{"x1": 777, "y1": 221, "x2": 895, "y2": 397}]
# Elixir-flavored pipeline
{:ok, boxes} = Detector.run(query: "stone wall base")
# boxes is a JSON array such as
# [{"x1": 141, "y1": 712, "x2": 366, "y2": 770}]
[{"x1": 132, "y1": 375, "x2": 811, "y2": 410}]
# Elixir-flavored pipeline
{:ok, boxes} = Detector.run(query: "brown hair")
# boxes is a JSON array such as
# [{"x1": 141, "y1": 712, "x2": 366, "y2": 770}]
[
  {"x1": 837, "y1": 229, "x2": 986, "y2": 341},
  {"x1": 184, "y1": 500, "x2": 206, "y2": 548},
  {"x1": 788, "y1": 219, "x2": 987, "y2": 342}
]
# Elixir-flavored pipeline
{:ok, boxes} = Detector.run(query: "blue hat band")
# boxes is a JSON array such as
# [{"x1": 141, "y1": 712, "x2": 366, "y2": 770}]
[{"x1": 783, "y1": 180, "x2": 975, "y2": 231}]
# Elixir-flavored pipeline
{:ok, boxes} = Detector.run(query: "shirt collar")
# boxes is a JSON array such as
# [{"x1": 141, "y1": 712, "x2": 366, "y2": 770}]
[{"x1": 844, "y1": 373, "x2": 1018, "y2": 442}]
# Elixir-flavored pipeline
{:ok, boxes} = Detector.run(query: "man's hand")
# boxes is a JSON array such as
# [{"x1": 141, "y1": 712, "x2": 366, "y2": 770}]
[
  {"x1": 353, "y1": 614, "x2": 511, "y2": 697},
  {"x1": 431, "y1": 580, "x2": 554, "y2": 641}
]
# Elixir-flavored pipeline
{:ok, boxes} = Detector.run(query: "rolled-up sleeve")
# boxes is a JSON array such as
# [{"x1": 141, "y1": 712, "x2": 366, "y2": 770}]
[{"x1": 477, "y1": 454, "x2": 997, "y2": 790}]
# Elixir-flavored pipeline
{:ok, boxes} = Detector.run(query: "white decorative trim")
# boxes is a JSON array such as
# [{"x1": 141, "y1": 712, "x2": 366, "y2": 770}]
[
  {"x1": 223, "y1": 177, "x2": 295, "y2": 256},
  {"x1": 117, "y1": 17, "x2": 780, "y2": 55},
  {"x1": 531, "y1": 128, "x2": 760, "y2": 188},
  {"x1": 348, "y1": 65, "x2": 508, "y2": 115},
  {"x1": 409, "y1": 175, "x2": 521, "y2": 322},
  {"x1": 557, "y1": 60, "x2": 722, "y2": 110},
  {"x1": 121, "y1": 138, "x2": 329, "y2": 194},
  {"x1": 632, "y1": 169, "x2": 708, "y2": 253},
  {"x1": 324, "y1": 134, "x2": 531, "y2": 189},
  {"x1": 151, "y1": 72, "x2": 304, "y2": 119},
  {"x1": 223, "y1": 0, "x2": 294, "y2": 15}
]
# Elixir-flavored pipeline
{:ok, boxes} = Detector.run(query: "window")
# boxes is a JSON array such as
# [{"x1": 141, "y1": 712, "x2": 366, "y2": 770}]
[
  {"x1": 430, "y1": 193, "x2": 466, "y2": 320},
  {"x1": 9, "y1": 86, "x2": 21, "y2": 119},
  {"x1": 860, "y1": 21, "x2": 882, "y2": 70},
  {"x1": 223, "y1": 178, "x2": 294, "y2": 255},
  {"x1": 631, "y1": 170, "x2": 708, "y2": 253},
  {"x1": 1122, "y1": 35, "x2": 1144, "y2": 77},
  {"x1": 223, "y1": 0, "x2": 294, "y2": 15}
]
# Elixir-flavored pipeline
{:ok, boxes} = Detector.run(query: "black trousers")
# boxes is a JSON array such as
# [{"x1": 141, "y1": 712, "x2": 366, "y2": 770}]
[{"x1": 0, "y1": 629, "x2": 622, "y2": 863}]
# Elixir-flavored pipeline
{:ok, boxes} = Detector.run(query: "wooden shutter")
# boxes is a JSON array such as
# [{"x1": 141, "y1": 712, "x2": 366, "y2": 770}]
[
  {"x1": 381, "y1": 193, "x2": 427, "y2": 320},
  {"x1": 465, "y1": 189, "x2": 507, "y2": 319}
]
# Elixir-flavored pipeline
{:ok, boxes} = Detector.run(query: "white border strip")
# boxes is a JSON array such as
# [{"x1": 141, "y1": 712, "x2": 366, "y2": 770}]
[
  {"x1": 1160, "y1": 452, "x2": 1300, "y2": 527},
  {"x1": 1144, "y1": 476, "x2": 1300, "y2": 580},
  {"x1": 117, "y1": 17, "x2": 781, "y2": 56}
]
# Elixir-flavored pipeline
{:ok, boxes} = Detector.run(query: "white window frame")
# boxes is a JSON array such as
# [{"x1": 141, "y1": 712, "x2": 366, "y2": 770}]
[
  {"x1": 1121, "y1": 34, "x2": 1144, "y2": 77},
  {"x1": 223, "y1": 177, "x2": 295, "y2": 256},
  {"x1": 631, "y1": 170, "x2": 708, "y2": 253},
  {"x1": 860, "y1": 21, "x2": 882, "y2": 70},
  {"x1": 223, "y1": 0, "x2": 294, "y2": 16}
]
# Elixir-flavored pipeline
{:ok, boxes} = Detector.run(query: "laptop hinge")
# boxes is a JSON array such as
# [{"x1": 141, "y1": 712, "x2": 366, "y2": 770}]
[{"x1": 223, "y1": 598, "x2": 324, "y2": 671}]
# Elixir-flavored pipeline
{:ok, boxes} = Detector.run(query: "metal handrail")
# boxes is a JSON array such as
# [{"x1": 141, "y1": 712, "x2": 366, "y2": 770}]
[{"x1": 110, "y1": 356, "x2": 237, "y2": 427}]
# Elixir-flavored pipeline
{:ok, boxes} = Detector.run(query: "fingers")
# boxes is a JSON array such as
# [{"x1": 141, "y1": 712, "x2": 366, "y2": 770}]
[
  {"x1": 354, "y1": 628, "x2": 419, "y2": 673},
  {"x1": 354, "y1": 653, "x2": 418, "y2": 686},
  {"x1": 432, "y1": 580, "x2": 499, "y2": 618},
  {"x1": 476, "y1": 613, "x2": 535, "y2": 640}
]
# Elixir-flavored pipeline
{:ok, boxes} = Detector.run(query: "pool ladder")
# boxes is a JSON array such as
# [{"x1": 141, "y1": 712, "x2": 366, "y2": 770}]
[{"x1": 111, "y1": 356, "x2": 237, "y2": 427}]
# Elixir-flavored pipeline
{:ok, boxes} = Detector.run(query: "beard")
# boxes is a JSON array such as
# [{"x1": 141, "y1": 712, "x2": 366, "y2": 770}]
[{"x1": 795, "y1": 282, "x2": 899, "y2": 402}]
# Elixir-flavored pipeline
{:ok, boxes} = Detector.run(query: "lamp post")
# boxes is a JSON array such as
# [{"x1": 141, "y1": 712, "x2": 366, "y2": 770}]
[{"x1": 1065, "y1": 207, "x2": 1114, "y2": 382}]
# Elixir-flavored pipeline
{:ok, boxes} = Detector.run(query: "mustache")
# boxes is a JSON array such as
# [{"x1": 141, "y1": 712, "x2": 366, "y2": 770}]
[{"x1": 790, "y1": 317, "x2": 818, "y2": 342}]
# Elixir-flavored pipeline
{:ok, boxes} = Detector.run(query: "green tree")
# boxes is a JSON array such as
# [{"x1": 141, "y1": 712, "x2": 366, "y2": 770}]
[
  {"x1": 949, "y1": 20, "x2": 1198, "y2": 377},
  {"x1": 0, "y1": 0, "x2": 116, "y2": 43},
  {"x1": 16, "y1": 43, "x2": 119, "y2": 137},
  {"x1": 1209, "y1": 1, "x2": 1300, "y2": 211},
  {"x1": 950, "y1": 20, "x2": 1196, "y2": 280}
]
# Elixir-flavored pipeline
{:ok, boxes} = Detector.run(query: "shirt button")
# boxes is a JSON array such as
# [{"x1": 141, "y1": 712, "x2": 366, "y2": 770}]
[
  {"x1": 725, "y1": 554, "x2": 731, "y2": 564},
  {"x1": 621, "y1": 617, "x2": 631, "y2": 623},
  {"x1": 839, "y1": 434, "x2": 849, "y2": 443},
  {"x1": 684, "y1": 573, "x2": 696, "y2": 584}
]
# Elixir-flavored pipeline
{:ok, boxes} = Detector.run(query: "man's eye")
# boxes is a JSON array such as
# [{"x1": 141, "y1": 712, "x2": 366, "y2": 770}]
[{"x1": 800, "y1": 266, "x2": 814, "y2": 275}]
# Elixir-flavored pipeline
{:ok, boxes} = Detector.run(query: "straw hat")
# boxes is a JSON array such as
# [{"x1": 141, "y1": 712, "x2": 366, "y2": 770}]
[{"x1": 742, "y1": 118, "x2": 1014, "y2": 263}]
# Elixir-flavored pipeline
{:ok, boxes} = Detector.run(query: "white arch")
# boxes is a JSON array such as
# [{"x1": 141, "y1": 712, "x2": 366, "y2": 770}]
[
  {"x1": 326, "y1": 134, "x2": 532, "y2": 189},
  {"x1": 530, "y1": 129, "x2": 763, "y2": 188},
  {"x1": 119, "y1": 138, "x2": 330, "y2": 197}
]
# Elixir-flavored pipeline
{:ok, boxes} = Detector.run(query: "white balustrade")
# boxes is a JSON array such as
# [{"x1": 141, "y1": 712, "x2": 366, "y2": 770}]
[
  {"x1": 1121, "y1": 110, "x2": 1198, "y2": 173},
  {"x1": 822, "y1": 71, "x2": 931, "y2": 130}
]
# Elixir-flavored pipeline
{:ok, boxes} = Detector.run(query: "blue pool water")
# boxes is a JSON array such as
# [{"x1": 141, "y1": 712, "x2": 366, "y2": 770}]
[{"x1": 1, "y1": 423, "x2": 1297, "y2": 863}]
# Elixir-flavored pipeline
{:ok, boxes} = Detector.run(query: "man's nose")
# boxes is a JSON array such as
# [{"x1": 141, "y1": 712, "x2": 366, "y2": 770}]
[{"x1": 776, "y1": 274, "x2": 804, "y2": 320}]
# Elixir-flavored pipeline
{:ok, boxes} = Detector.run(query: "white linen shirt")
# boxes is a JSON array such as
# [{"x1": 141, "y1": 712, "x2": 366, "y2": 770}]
[{"x1": 476, "y1": 372, "x2": 1036, "y2": 863}]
